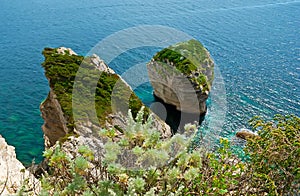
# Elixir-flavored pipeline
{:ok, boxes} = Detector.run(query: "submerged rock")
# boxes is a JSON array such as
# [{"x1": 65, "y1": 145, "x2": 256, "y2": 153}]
[{"x1": 147, "y1": 39, "x2": 214, "y2": 115}]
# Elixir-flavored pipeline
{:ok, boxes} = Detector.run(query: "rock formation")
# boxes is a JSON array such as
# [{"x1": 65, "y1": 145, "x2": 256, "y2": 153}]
[
  {"x1": 236, "y1": 129, "x2": 258, "y2": 140},
  {"x1": 147, "y1": 39, "x2": 214, "y2": 114},
  {"x1": 0, "y1": 135, "x2": 40, "y2": 195},
  {"x1": 40, "y1": 47, "x2": 171, "y2": 150}
]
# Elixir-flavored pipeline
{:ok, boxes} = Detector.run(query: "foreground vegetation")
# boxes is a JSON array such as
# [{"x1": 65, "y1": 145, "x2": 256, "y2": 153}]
[{"x1": 20, "y1": 110, "x2": 299, "y2": 195}]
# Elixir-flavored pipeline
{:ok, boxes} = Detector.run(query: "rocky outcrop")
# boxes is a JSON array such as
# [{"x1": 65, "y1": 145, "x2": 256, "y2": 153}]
[
  {"x1": 89, "y1": 54, "x2": 115, "y2": 74},
  {"x1": 147, "y1": 39, "x2": 214, "y2": 114},
  {"x1": 40, "y1": 47, "x2": 171, "y2": 150},
  {"x1": 56, "y1": 47, "x2": 77, "y2": 56},
  {"x1": 0, "y1": 135, "x2": 40, "y2": 195},
  {"x1": 148, "y1": 60, "x2": 209, "y2": 114},
  {"x1": 236, "y1": 129, "x2": 258, "y2": 140}
]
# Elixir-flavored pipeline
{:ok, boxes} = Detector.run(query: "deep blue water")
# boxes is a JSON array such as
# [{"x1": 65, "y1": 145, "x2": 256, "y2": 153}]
[{"x1": 0, "y1": 0, "x2": 299, "y2": 165}]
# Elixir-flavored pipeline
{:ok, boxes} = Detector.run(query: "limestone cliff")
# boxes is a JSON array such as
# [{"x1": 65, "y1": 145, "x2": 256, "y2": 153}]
[
  {"x1": 40, "y1": 47, "x2": 171, "y2": 149},
  {"x1": 0, "y1": 135, "x2": 40, "y2": 195},
  {"x1": 147, "y1": 39, "x2": 214, "y2": 114}
]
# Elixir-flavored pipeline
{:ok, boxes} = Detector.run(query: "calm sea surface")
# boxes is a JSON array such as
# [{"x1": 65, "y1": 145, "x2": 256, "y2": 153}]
[{"x1": 0, "y1": 0, "x2": 299, "y2": 165}]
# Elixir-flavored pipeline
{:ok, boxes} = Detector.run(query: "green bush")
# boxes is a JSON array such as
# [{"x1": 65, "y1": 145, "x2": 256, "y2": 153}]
[
  {"x1": 244, "y1": 114, "x2": 300, "y2": 195},
  {"x1": 154, "y1": 48, "x2": 197, "y2": 75},
  {"x1": 37, "y1": 112, "x2": 299, "y2": 195}
]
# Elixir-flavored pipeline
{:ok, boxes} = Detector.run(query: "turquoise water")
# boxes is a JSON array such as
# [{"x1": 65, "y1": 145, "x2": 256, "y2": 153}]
[{"x1": 0, "y1": 0, "x2": 299, "y2": 165}]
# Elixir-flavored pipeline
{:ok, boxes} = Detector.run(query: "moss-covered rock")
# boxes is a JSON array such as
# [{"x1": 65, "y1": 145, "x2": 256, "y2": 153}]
[
  {"x1": 42, "y1": 48, "x2": 146, "y2": 128},
  {"x1": 153, "y1": 39, "x2": 214, "y2": 91}
]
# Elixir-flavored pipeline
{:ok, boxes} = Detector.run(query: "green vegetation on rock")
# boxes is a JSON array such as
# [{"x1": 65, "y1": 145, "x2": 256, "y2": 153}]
[
  {"x1": 154, "y1": 48, "x2": 197, "y2": 75},
  {"x1": 42, "y1": 48, "x2": 148, "y2": 131},
  {"x1": 153, "y1": 39, "x2": 214, "y2": 91}
]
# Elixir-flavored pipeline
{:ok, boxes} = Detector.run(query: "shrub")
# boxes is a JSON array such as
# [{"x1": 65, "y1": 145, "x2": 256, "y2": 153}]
[
  {"x1": 244, "y1": 114, "x2": 300, "y2": 195},
  {"x1": 22, "y1": 110, "x2": 299, "y2": 195},
  {"x1": 38, "y1": 108, "x2": 248, "y2": 195},
  {"x1": 152, "y1": 39, "x2": 212, "y2": 91}
]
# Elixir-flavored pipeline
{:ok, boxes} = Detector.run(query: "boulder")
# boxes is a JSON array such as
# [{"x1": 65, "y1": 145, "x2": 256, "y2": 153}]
[{"x1": 236, "y1": 129, "x2": 258, "y2": 140}]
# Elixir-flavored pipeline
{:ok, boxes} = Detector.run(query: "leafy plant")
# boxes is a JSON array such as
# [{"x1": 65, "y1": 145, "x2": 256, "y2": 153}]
[{"x1": 23, "y1": 106, "x2": 299, "y2": 195}]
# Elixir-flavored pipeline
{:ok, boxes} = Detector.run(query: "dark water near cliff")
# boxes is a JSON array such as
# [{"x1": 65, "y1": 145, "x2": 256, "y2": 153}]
[{"x1": 0, "y1": 0, "x2": 299, "y2": 165}]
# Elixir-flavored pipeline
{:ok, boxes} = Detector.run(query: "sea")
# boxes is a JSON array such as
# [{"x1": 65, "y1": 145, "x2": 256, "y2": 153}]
[{"x1": 0, "y1": 0, "x2": 299, "y2": 165}]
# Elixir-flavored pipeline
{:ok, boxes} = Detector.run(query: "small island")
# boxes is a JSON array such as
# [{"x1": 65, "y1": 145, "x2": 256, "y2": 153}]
[{"x1": 147, "y1": 39, "x2": 214, "y2": 114}]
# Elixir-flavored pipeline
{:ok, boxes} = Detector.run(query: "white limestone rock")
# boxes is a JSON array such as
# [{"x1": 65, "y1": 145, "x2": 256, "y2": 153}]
[{"x1": 0, "y1": 135, "x2": 40, "y2": 195}]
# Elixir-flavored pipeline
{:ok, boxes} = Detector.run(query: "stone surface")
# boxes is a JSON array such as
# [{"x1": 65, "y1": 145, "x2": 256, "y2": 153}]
[
  {"x1": 56, "y1": 47, "x2": 77, "y2": 55},
  {"x1": 0, "y1": 135, "x2": 40, "y2": 195},
  {"x1": 40, "y1": 89, "x2": 69, "y2": 148},
  {"x1": 148, "y1": 59, "x2": 208, "y2": 114},
  {"x1": 89, "y1": 54, "x2": 115, "y2": 74}
]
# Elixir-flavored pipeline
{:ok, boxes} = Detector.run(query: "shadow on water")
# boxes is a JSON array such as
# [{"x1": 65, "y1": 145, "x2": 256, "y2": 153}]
[{"x1": 151, "y1": 94, "x2": 206, "y2": 134}]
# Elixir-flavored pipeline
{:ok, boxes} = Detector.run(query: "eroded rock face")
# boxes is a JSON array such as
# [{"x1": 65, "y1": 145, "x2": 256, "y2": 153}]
[
  {"x1": 40, "y1": 89, "x2": 69, "y2": 148},
  {"x1": 148, "y1": 59, "x2": 209, "y2": 114},
  {"x1": 0, "y1": 135, "x2": 40, "y2": 195},
  {"x1": 147, "y1": 39, "x2": 214, "y2": 115},
  {"x1": 89, "y1": 54, "x2": 115, "y2": 74}
]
